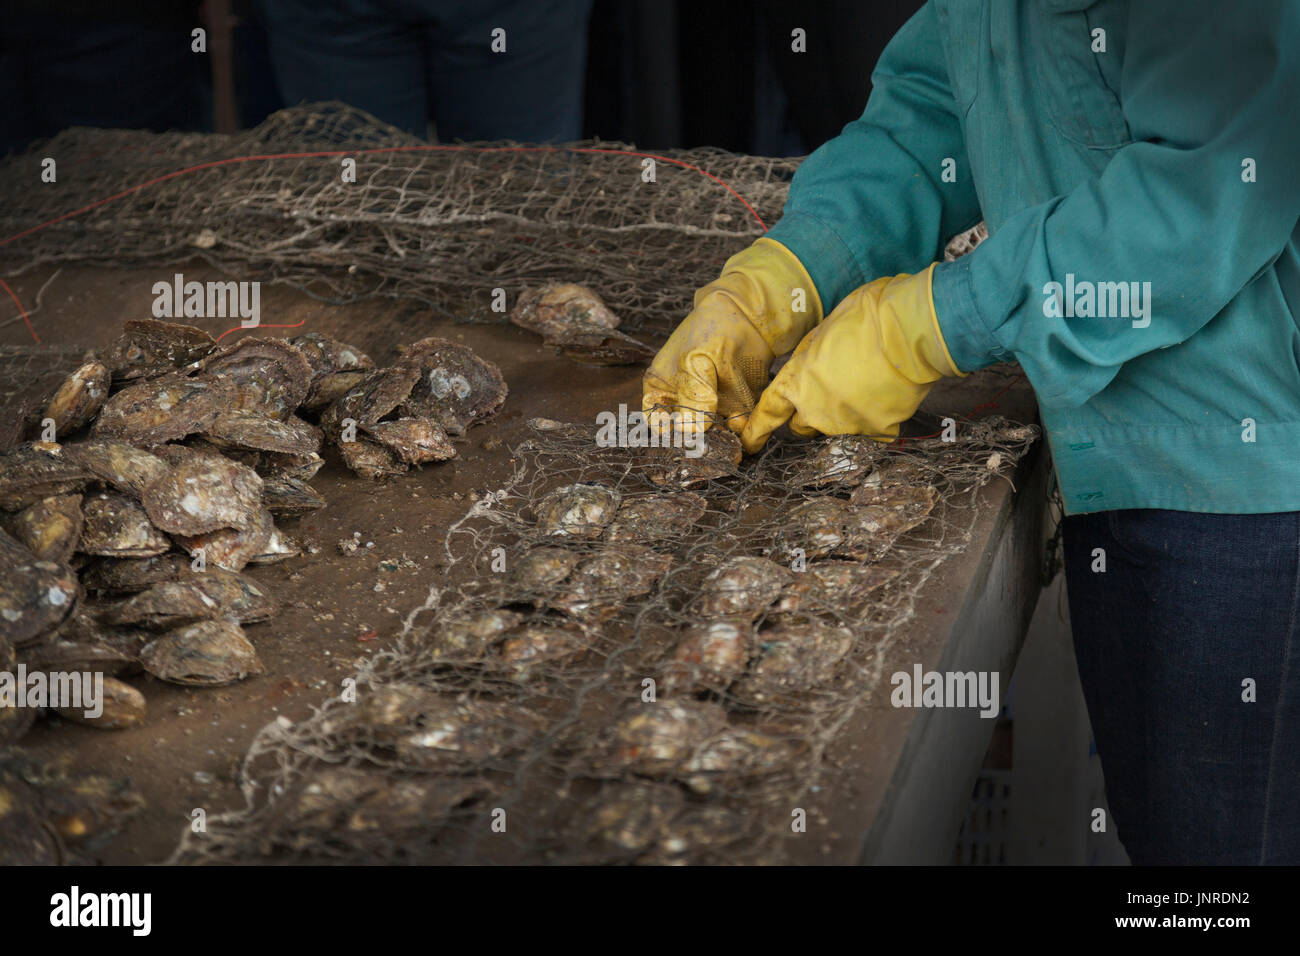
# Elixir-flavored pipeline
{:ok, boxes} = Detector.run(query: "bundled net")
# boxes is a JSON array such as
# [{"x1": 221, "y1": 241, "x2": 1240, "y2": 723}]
[
  {"x1": 0, "y1": 102, "x2": 796, "y2": 338},
  {"x1": 171, "y1": 401, "x2": 1036, "y2": 866}
]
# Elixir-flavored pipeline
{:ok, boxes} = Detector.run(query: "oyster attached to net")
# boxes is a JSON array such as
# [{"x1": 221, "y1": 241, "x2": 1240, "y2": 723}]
[
  {"x1": 197, "y1": 336, "x2": 312, "y2": 419},
  {"x1": 395, "y1": 337, "x2": 508, "y2": 435},
  {"x1": 645, "y1": 427, "x2": 743, "y2": 488},
  {"x1": 261, "y1": 475, "x2": 326, "y2": 516},
  {"x1": 678, "y1": 726, "x2": 804, "y2": 795},
  {"x1": 605, "y1": 491, "x2": 707, "y2": 544},
  {"x1": 79, "y1": 492, "x2": 171, "y2": 557},
  {"x1": 730, "y1": 621, "x2": 855, "y2": 705},
  {"x1": 849, "y1": 482, "x2": 939, "y2": 512},
  {"x1": 422, "y1": 608, "x2": 525, "y2": 663},
  {"x1": 140, "y1": 447, "x2": 263, "y2": 535},
  {"x1": 585, "y1": 782, "x2": 685, "y2": 854},
  {"x1": 599, "y1": 699, "x2": 732, "y2": 777},
  {"x1": 496, "y1": 619, "x2": 593, "y2": 677},
  {"x1": 42, "y1": 361, "x2": 110, "y2": 436},
  {"x1": 662, "y1": 619, "x2": 755, "y2": 695},
  {"x1": 533, "y1": 483, "x2": 620, "y2": 539},
  {"x1": 510, "y1": 283, "x2": 652, "y2": 366},
  {"x1": 104, "y1": 318, "x2": 216, "y2": 382},
  {"x1": 553, "y1": 544, "x2": 672, "y2": 619},
  {"x1": 773, "y1": 559, "x2": 898, "y2": 616},
  {"x1": 62, "y1": 439, "x2": 170, "y2": 496},
  {"x1": 0, "y1": 443, "x2": 89, "y2": 510},
  {"x1": 363, "y1": 418, "x2": 456, "y2": 465},
  {"x1": 53, "y1": 676, "x2": 146, "y2": 730},
  {"x1": 691, "y1": 556, "x2": 792, "y2": 620},
  {"x1": 856, "y1": 456, "x2": 932, "y2": 490},
  {"x1": 773, "y1": 493, "x2": 935, "y2": 562},
  {"x1": 92, "y1": 373, "x2": 233, "y2": 445},
  {"x1": 507, "y1": 546, "x2": 584, "y2": 602},
  {"x1": 174, "y1": 507, "x2": 274, "y2": 572},
  {"x1": 4, "y1": 494, "x2": 83, "y2": 563},
  {"x1": 0, "y1": 530, "x2": 79, "y2": 647},
  {"x1": 203, "y1": 413, "x2": 322, "y2": 458},
  {"x1": 140, "y1": 619, "x2": 264, "y2": 686},
  {"x1": 792, "y1": 435, "x2": 883, "y2": 488}
]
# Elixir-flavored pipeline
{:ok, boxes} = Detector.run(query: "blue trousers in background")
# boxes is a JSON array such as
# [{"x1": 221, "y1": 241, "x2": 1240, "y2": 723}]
[
  {"x1": 258, "y1": 0, "x2": 593, "y2": 142},
  {"x1": 1063, "y1": 508, "x2": 1300, "y2": 864}
]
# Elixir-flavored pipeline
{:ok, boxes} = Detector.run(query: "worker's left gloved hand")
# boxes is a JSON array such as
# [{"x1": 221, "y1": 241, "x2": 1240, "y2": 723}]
[{"x1": 740, "y1": 264, "x2": 965, "y2": 453}]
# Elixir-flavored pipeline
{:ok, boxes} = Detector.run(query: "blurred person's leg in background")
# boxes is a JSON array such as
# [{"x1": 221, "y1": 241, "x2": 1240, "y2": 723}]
[
  {"x1": 425, "y1": 0, "x2": 593, "y2": 142},
  {"x1": 1, "y1": 0, "x2": 206, "y2": 157},
  {"x1": 258, "y1": 0, "x2": 429, "y2": 137}
]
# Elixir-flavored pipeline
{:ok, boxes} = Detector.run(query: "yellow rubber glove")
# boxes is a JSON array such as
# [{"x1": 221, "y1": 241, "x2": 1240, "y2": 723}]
[
  {"x1": 740, "y1": 264, "x2": 965, "y2": 453},
  {"x1": 643, "y1": 237, "x2": 822, "y2": 434}
]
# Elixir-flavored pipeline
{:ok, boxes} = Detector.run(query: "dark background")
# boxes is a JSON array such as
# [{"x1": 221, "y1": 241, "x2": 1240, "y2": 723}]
[{"x1": 1, "y1": 0, "x2": 922, "y2": 157}]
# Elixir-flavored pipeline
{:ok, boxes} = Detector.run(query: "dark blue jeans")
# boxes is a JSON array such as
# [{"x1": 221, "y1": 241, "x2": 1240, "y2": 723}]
[
  {"x1": 258, "y1": 0, "x2": 592, "y2": 142},
  {"x1": 1064, "y1": 508, "x2": 1300, "y2": 864}
]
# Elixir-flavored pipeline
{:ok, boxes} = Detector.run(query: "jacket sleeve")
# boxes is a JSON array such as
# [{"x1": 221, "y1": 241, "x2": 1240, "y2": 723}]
[
  {"x1": 764, "y1": 1, "x2": 983, "y2": 316},
  {"x1": 932, "y1": 1, "x2": 1300, "y2": 408}
]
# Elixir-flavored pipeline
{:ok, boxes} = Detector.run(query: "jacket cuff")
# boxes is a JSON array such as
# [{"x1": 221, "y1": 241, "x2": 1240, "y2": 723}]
[
  {"x1": 930, "y1": 256, "x2": 1012, "y2": 372},
  {"x1": 763, "y1": 210, "x2": 866, "y2": 316}
]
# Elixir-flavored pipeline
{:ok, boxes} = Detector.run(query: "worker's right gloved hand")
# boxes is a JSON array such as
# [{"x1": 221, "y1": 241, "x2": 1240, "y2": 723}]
[{"x1": 642, "y1": 237, "x2": 823, "y2": 435}]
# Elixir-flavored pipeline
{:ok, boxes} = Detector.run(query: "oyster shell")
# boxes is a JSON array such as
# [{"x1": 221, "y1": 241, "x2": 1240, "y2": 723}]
[
  {"x1": 104, "y1": 318, "x2": 215, "y2": 382},
  {"x1": 662, "y1": 619, "x2": 755, "y2": 695},
  {"x1": 248, "y1": 522, "x2": 301, "y2": 564},
  {"x1": 510, "y1": 283, "x2": 653, "y2": 365},
  {"x1": 320, "y1": 365, "x2": 421, "y2": 433},
  {"x1": 292, "y1": 333, "x2": 375, "y2": 411},
  {"x1": 140, "y1": 447, "x2": 263, "y2": 535},
  {"x1": 92, "y1": 373, "x2": 233, "y2": 445},
  {"x1": 197, "y1": 336, "x2": 312, "y2": 419},
  {"x1": 423, "y1": 608, "x2": 525, "y2": 662},
  {"x1": 497, "y1": 619, "x2": 593, "y2": 678},
  {"x1": 692, "y1": 556, "x2": 792, "y2": 620},
  {"x1": 678, "y1": 726, "x2": 803, "y2": 795},
  {"x1": 534, "y1": 483, "x2": 620, "y2": 538},
  {"x1": 336, "y1": 436, "x2": 407, "y2": 480},
  {"x1": 174, "y1": 507, "x2": 274, "y2": 571},
  {"x1": 363, "y1": 418, "x2": 456, "y2": 465},
  {"x1": 605, "y1": 492, "x2": 707, "y2": 543},
  {"x1": 0, "y1": 530, "x2": 79, "y2": 647},
  {"x1": 645, "y1": 428, "x2": 742, "y2": 488},
  {"x1": 261, "y1": 475, "x2": 326, "y2": 516},
  {"x1": 78, "y1": 492, "x2": 171, "y2": 557},
  {"x1": 99, "y1": 580, "x2": 222, "y2": 629},
  {"x1": 395, "y1": 337, "x2": 507, "y2": 435},
  {"x1": 258, "y1": 450, "x2": 324, "y2": 481},
  {"x1": 42, "y1": 361, "x2": 110, "y2": 436},
  {"x1": 20, "y1": 629, "x2": 144, "y2": 676},
  {"x1": 0, "y1": 773, "x2": 61, "y2": 863},
  {"x1": 586, "y1": 782, "x2": 685, "y2": 854},
  {"x1": 773, "y1": 493, "x2": 935, "y2": 562},
  {"x1": 140, "y1": 619, "x2": 264, "y2": 685},
  {"x1": 53, "y1": 676, "x2": 146, "y2": 730},
  {"x1": 26, "y1": 767, "x2": 145, "y2": 849},
  {"x1": 204, "y1": 413, "x2": 322, "y2": 458},
  {"x1": 5, "y1": 494, "x2": 83, "y2": 563},
  {"x1": 731, "y1": 621, "x2": 855, "y2": 705},
  {"x1": 600, "y1": 699, "x2": 730, "y2": 776},
  {"x1": 62, "y1": 439, "x2": 170, "y2": 496},
  {"x1": 81, "y1": 553, "x2": 190, "y2": 594},
  {"x1": 0, "y1": 442, "x2": 89, "y2": 510},
  {"x1": 552, "y1": 544, "x2": 672, "y2": 619}
]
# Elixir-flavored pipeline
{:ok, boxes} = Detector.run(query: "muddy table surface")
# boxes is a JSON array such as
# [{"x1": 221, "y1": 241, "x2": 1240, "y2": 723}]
[{"x1": 1, "y1": 262, "x2": 1045, "y2": 864}]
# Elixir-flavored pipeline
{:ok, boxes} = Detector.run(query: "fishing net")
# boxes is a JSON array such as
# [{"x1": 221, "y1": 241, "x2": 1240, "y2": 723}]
[
  {"x1": 170, "y1": 398, "x2": 1036, "y2": 866},
  {"x1": 0, "y1": 102, "x2": 796, "y2": 338}
]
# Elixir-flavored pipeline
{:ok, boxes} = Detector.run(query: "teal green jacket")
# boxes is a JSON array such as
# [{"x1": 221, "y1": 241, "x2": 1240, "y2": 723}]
[{"x1": 765, "y1": 0, "x2": 1300, "y2": 515}]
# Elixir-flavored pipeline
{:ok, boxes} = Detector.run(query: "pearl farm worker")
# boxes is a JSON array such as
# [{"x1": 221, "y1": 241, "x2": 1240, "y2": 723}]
[{"x1": 644, "y1": 1, "x2": 1300, "y2": 865}]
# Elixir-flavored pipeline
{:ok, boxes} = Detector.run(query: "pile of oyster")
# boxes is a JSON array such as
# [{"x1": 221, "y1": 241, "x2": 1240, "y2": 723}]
[{"x1": 0, "y1": 319, "x2": 508, "y2": 744}]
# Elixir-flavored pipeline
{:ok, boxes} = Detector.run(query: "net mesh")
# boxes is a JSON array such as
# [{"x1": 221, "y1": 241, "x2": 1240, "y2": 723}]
[
  {"x1": 169, "y1": 401, "x2": 1036, "y2": 865},
  {"x1": 0, "y1": 102, "x2": 796, "y2": 337}
]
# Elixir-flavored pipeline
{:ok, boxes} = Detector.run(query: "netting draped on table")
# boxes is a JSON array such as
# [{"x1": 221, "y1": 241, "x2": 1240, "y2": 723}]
[
  {"x1": 170, "y1": 412, "x2": 1037, "y2": 865},
  {"x1": 0, "y1": 102, "x2": 796, "y2": 337}
]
